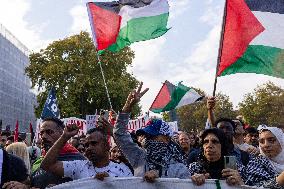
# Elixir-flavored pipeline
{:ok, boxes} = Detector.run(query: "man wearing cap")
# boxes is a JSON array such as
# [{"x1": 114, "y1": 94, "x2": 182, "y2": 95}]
[{"x1": 113, "y1": 82, "x2": 190, "y2": 182}]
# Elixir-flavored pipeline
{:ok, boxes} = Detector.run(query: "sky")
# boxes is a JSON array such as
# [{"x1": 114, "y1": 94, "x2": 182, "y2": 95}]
[{"x1": 0, "y1": 0, "x2": 283, "y2": 114}]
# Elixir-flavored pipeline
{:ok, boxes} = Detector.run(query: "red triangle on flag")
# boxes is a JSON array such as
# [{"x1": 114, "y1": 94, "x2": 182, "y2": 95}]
[{"x1": 218, "y1": 0, "x2": 265, "y2": 76}]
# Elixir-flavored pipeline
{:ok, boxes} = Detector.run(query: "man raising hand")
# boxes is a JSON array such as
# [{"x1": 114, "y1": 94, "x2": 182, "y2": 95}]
[{"x1": 41, "y1": 123, "x2": 132, "y2": 180}]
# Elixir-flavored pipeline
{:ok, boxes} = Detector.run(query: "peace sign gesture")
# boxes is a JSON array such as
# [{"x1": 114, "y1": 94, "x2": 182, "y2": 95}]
[{"x1": 122, "y1": 82, "x2": 149, "y2": 113}]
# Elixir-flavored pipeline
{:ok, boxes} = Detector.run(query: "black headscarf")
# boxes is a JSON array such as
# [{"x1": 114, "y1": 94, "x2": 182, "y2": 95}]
[{"x1": 198, "y1": 128, "x2": 230, "y2": 179}]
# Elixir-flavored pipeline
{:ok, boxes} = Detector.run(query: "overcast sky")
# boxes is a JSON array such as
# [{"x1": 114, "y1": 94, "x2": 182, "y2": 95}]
[{"x1": 0, "y1": 0, "x2": 283, "y2": 114}]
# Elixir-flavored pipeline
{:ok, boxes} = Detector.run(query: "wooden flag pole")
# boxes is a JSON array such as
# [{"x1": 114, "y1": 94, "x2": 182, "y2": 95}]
[
  {"x1": 213, "y1": 0, "x2": 228, "y2": 97},
  {"x1": 96, "y1": 53, "x2": 113, "y2": 110}
]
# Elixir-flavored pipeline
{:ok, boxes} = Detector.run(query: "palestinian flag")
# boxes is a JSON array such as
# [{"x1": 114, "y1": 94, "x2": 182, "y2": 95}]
[
  {"x1": 218, "y1": 0, "x2": 284, "y2": 79},
  {"x1": 150, "y1": 81, "x2": 204, "y2": 113},
  {"x1": 87, "y1": 0, "x2": 169, "y2": 52}
]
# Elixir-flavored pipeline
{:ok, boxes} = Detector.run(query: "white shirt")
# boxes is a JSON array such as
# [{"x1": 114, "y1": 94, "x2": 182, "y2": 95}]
[{"x1": 63, "y1": 160, "x2": 133, "y2": 180}]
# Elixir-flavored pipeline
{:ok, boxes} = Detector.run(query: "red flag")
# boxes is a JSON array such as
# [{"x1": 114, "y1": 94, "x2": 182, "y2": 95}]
[
  {"x1": 14, "y1": 120, "x2": 19, "y2": 142},
  {"x1": 149, "y1": 80, "x2": 176, "y2": 113},
  {"x1": 87, "y1": 2, "x2": 121, "y2": 50},
  {"x1": 217, "y1": 0, "x2": 264, "y2": 76}
]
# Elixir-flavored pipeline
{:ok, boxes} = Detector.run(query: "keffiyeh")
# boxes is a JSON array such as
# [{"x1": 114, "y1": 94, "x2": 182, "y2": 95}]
[{"x1": 145, "y1": 140, "x2": 186, "y2": 172}]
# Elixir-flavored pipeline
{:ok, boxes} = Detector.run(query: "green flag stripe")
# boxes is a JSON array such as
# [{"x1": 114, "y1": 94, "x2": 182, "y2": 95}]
[
  {"x1": 221, "y1": 45, "x2": 284, "y2": 78},
  {"x1": 107, "y1": 13, "x2": 169, "y2": 52},
  {"x1": 162, "y1": 83, "x2": 190, "y2": 112}
]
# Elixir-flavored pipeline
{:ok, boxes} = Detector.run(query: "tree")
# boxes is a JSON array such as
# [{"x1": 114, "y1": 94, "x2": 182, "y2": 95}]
[
  {"x1": 239, "y1": 82, "x2": 284, "y2": 127},
  {"x1": 163, "y1": 90, "x2": 236, "y2": 132},
  {"x1": 26, "y1": 31, "x2": 140, "y2": 118}
]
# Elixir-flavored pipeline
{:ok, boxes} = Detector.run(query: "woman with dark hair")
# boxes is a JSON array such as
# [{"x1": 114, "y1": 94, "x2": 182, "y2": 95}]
[{"x1": 189, "y1": 128, "x2": 244, "y2": 186}]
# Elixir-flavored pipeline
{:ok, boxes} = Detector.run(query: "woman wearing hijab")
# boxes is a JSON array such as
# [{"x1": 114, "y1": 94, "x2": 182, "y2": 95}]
[
  {"x1": 244, "y1": 126, "x2": 284, "y2": 188},
  {"x1": 189, "y1": 128, "x2": 245, "y2": 186}
]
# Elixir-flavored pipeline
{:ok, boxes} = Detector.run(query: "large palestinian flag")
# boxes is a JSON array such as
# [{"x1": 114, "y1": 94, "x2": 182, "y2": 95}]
[
  {"x1": 218, "y1": 0, "x2": 284, "y2": 79},
  {"x1": 150, "y1": 81, "x2": 204, "y2": 113},
  {"x1": 87, "y1": 0, "x2": 169, "y2": 52}
]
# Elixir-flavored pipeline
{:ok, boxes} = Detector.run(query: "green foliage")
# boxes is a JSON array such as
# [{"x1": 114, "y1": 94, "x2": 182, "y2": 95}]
[
  {"x1": 175, "y1": 89, "x2": 236, "y2": 132},
  {"x1": 26, "y1": 31, "x2": 140, "y2": 118},
  {"x1": 239, "y1": 82, "x2": 284, "y2": 127}
]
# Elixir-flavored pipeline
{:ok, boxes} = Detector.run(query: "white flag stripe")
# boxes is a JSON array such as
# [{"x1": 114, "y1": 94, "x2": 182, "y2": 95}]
[
  {"x1": 251, "y1": 11, "x2": 284, "y2": 49},
  {"x1": 176, "y1": 89, "x2": 202, "y2": 108},
  {"x1": 119, "y1": 0, "x2": 169, "y2": 28}
]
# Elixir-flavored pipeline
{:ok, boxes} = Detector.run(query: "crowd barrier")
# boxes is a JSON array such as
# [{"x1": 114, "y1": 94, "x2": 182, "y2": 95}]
[{"x1": 51, "y1": 177, "x2": 257, "y2": 189}]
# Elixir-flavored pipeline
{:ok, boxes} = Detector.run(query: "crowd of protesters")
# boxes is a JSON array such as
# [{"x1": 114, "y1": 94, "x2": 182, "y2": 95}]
[{"x1": 0, "y1": 82, "x2": 284, "y2": 189}]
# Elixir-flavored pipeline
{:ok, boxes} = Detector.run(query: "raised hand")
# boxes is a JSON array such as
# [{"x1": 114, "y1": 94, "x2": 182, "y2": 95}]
[
  {"x1": 62, "y1": 124, "x2": 79, "y2": 140},
  {"x1": 97, "y1": 117, "x2": 113, "y2": 136},
  {"x1": 122, "y1": 82, "x2": 149, "y2": 113},
  {"x1": 207, "y1": 96, "x2": 216, "y2": 110}
]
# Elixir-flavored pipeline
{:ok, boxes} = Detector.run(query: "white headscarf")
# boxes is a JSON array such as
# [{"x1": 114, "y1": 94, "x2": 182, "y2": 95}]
[{"x1": 258, "y1": 125, "x2": 284, "y2": 173}]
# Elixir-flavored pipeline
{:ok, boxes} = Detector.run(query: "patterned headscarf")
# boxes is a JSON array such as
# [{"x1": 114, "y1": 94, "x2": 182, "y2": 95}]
[
  {"x1": 145, "y1": 139, "x2": 186, "y2": 172},
  {"x1": 136, "y1": 119, "x2": 173, "y2": 137},
  {"x1": 258, "y1": 125, "x2": 284, "y2": 173}
]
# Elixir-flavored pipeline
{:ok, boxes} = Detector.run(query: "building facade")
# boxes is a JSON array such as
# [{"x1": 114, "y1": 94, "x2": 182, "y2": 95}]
[{"x1": 0, "y1": 24, "x2": 36, "y2": 131}]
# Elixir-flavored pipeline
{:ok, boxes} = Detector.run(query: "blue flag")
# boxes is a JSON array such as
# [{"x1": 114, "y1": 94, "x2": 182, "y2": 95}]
[{"x1": 41, "y1": 88, "x2": 60, "y2": 119}]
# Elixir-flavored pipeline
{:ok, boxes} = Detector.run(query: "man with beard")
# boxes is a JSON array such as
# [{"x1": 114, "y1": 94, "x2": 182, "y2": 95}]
[
  {"x1": 31, "y1": 117, "x2": 85, "y2": 189},
  {"x1": 113, "y1": 82, "x2": 190, "y2": 182},
  {"x1": 41, "y1": 125, "x2": 132, "y2": 180}
]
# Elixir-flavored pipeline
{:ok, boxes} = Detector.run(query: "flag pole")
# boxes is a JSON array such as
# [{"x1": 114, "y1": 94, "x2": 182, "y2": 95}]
[
  {"x1": 86, "y1": 2, "x2": 112, "y2": 110},
  {"x1": 213, "y1": 0, "x2": 228, "y2": 96},
  {"x1": 96, "y1": 52, "x2": 113, "y2": 109}
]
